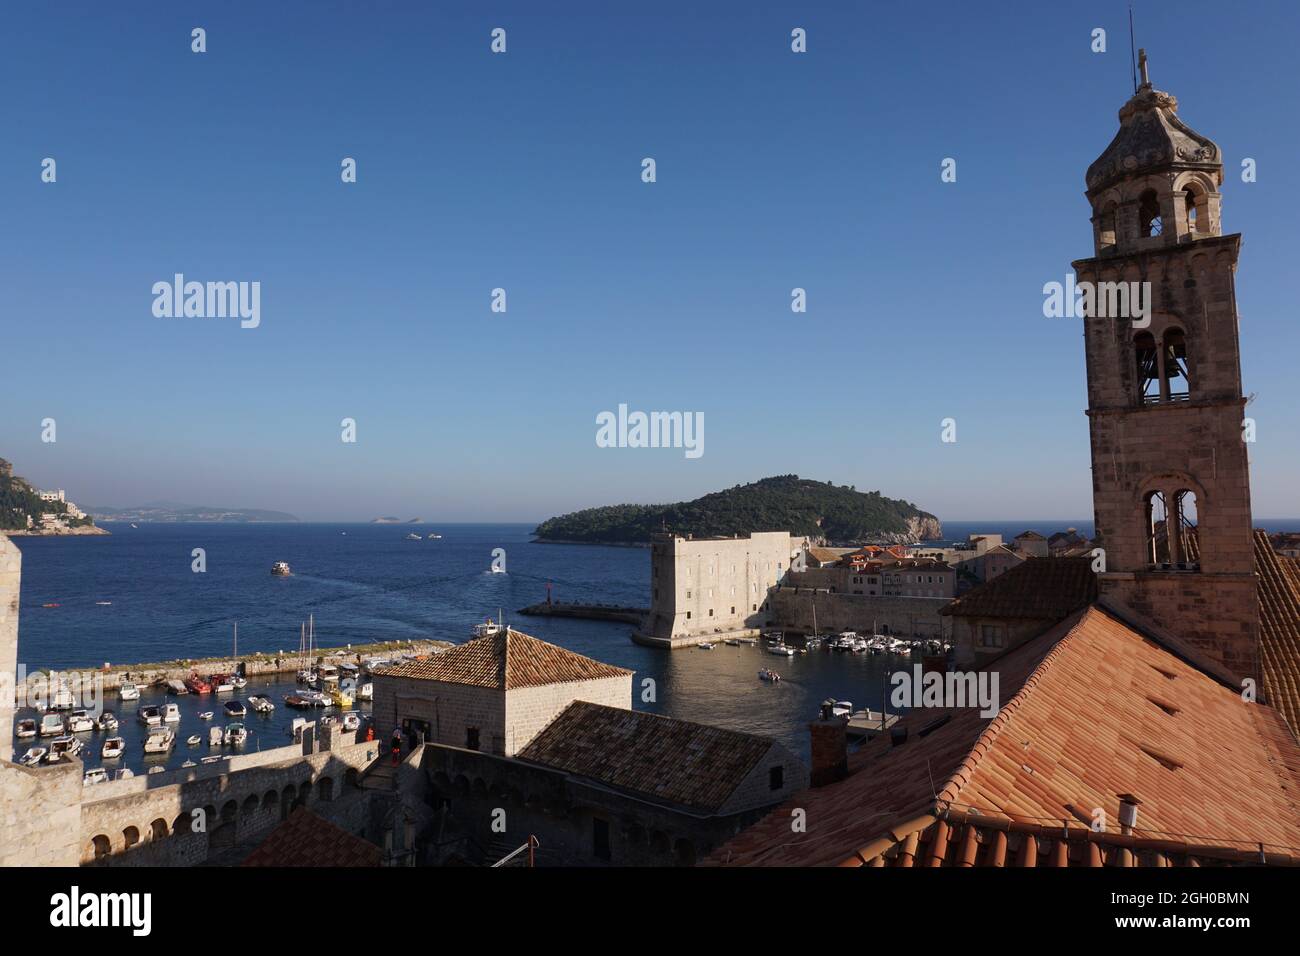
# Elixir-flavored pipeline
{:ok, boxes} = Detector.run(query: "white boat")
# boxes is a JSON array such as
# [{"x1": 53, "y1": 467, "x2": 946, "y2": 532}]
[
  {"x1": 271, "y1": 561, "x2": 292, "y2": 575},
  {"x1": 489, "y1": 566, "x2": 506, "y2": 574},
  {"x1": 698, "y1": 642, "x2": 715, "y2": 650},
  {"x1": 207, "y1": 727, "x2": 223, "y2": 747},
  {"x1": 162, "y1": 703, "x2": 181, "y2": 723},
  {"x1": 137, "y1": 706, "x2": 161, "y2": 726},
  {"x1": 98, "y1": 711, "x2": 118, "y2": 731},
  {"x1": 143, "y1": 726, "x2": 175, "y2": 754},
  {"x1": 723, "y1": 638, "x2": 740, "y2": 646},
  {"x1": 49, "y1": 685, "x2": 76, "y2": 711},
  {"x1": 472, "y1": 617, "x2": 505, "y2": 638},
  {"x1": 230, "y1": 675, "x2": 247, "y2": 690},
  {"x1": 186, "y1": 735, "x2": 201, "y2": 746},
  {"x1": 182, "y1": 760, "x2": 197, "y2": 768},
  {"x1": 223, "y1": 723, "x2": 247, "y2": 747},
  {"x1": 118, "y1": 681, "x2": 140, "y2": 701},
  {"x1": 198, "y1": 710, "x2": 214, "y2": 720},
  {"x1": 83, "y1": 768, "x2": 108, "y2": 786},
  {"x1": 39, "y1": 713, "x2": 66, "y2": 736},
  {"x1": 758, "y1": 669, "x2": 782, "y2": 682},
  {"x1": 213, "y1": 676, "x2": 234, "y2": 693},
  {"x1": 426, "y1": 533, "x2": 442, "y2": 539},
  {"x1": 354, "y1": 682, "x2": 373, "y2": 702},
  {"x1": 223, "y1": 700, "x2": 247, "y2": 719},
  {"x1": 247, "y1": 695, "x2": 275, "y2": 713},
  {"x1": 314, "y1": 665, "x2": 339, "y2": 686},
  {"x1": 832, "y1": 700, "x2": 853, "y2": 718},
  {"x1": 19, "y1": 747, "x2": 46, "y2": 767},
  {"x1": 768, "y1": 644, "x2": 796, "y2": 657},
  {"x1": 47, "y1": 736, "x2": 82, "y2": 762},
  {"x1": 405, "y1": 533, "x2": 422, "y2": 540},
  {"x1": 201, "y1": 755, "x2": 223, "y2": 765},
  {"x1": 16, "y1": 718, "x2": 37, "y2": 739},
  {"x1": 147, "y1": 766, "x2": 165, "y2": 775},
  {"x1": 296, "y1": 669, "x2": 313, "y2": 683},
  {"x1": 341, "y1": 712, "x2": 361, "y2": 732},
  {"x1": 101, "y1": 737, "x2": 125, "y2": 759}
]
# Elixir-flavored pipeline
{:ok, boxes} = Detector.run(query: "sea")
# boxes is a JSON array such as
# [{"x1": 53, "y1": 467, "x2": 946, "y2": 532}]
[{"x1": 12, "y1": 517, "x2": 1299, "y2": 770}]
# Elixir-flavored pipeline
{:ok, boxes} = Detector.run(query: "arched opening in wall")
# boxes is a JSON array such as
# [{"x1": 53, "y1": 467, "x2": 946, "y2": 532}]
[
  {"x1": 150, "y1": 818, "x2": 169, "y2": 841},
  {"x1": 317, "y1": 776, "x2": 334, "y2": 802},
  {"x1": 90, "y1": 835, "x2": 111, "y2": 861},
  {"x1": 1138, "y1": 189, "x2": 1162, "y2": 237},
  {"x1": 1097, "y1": 202, "x2": 1117, "y2": 249},
  {"x1": 1146, "y1": 491, "x2": 1172, "y2": 566},
  {"x1": 1162, "y1": 328, "x2": 1190, "y2": 400},
  {"x1": 1183, "y1": 188, "x2": 1198, "y2": 233},
  {"x1": 280, "y1": 784, "x2": 296, "y2": 821},
  {"x1": 172, "y1": 813, "x2": 190, "y2": 836},
  {"x1": 263, "y1": 789, "x2": 278, "y2": 808},
  {"x1": 1174, "y1": 490, "x2": 1201, "y2": 570},
  {"x1": 1135, "y1": 332, "x2": 1160, "y2": 404},
  {"x1": 242, "y1": 794, "x2": 259, "y2": 815},
  {"x1": 294, "y1": 780, "x2": 311, "y2": 808},
  {"x1": 122, "y1": 826, "x2": 140, "y2": 851}
]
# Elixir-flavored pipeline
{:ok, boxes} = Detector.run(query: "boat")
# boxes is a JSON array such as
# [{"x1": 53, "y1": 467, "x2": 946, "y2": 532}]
[
  {"x1": 118, "y1": 681, "x2": 140, "y2": 701},
  {"x1": 768, "y1": 644, "x2": 796, "y2": 657},
  {"x1": 137, "y1": 705, "x2": 161, "y2": 726},
  {"x1": 314, "y1": 664, "x2": 339, "y2": 686},
  {"x1": 831, "y1": 700, "x2": 853, "y2": 718},
  {"x1": 49, "y1": 684, "x2": 76, "y2": 710},
  {"x1": 201, "y1": 755, "x2": 223, "y2": 765},
  {"x1": 489, "y1": 566, "x2": 506, "y2": 574},
  {"x1": 182, "y1": 760, "x2": 197, "y2": 768},
  {"x1": 230, "y1": 675, "x2": 247, "y2": 690},
  {"x1": 101, "y1": 737, "x2": 125, "y2": 759},
  {"x1": 330, "y1": 686, "x2": 353, "y2": 708},
  {"x1": 98, "y1": 712, "x2": 118, "y2": 731},
  {"x1": 405, "y1": 533, "x2": 422, "y2": 541},
  {"x1": 47, "y1": 736, "x2": 83, "y2": 762},
  {"x1": 340, "y1": 712, "x2": 361, "y2": 733},
  {"x1": 95, "y1": 600, "x2": 112, "y2": 605},
  {"x1": 198, "y1": 710, "x2": 214, "y2": 720},
  {"x1": 223, "y1": 700, "x2": 247, "y2": 719},
  {"x1": 143, "y1": 726, "x2": 175, "y2": 754},
  {"x1": 758, "y1": 669, "x2": 782, "y2": 683},
  {"x1": 42, "y1": 602, "x2": 60, "y2": 608},
  {"x1": 247, "y1": 695, "x2": 275, "y2": 713},
  {"x1": 208, "y1": 727, "x2": 223, "y2": 746},
  {"x1": 223, "y1": 723, "x2": 247, "y2": 746},
  {"x1": 65, "y1": 710, "x2": 95, "y2": 733},
  {"x1": 147, "y1": 766, "x2": 164, "y2": 775},
  {"x1": 471, "y1": 617, "x2": 505, "y2": 638},
  {"x1": 39, "y1": 713, "x2": 65, "y2": 737},
  {"x1": 83, "y1": 768, "x2": 108, "y2": 786},
  {"x1": 354, "y1": 682, "x2": 373, "y2": 702},
  {"x1": 212, "y1": 675, "x2": 234, "y2": 694},
  {"x1": 426, "y1": 533, "x2": 442, "y2": 539},
  {"x1": 271, "y1": 561, "x2": 292, "y2": 575},
  {"x1": 20, "y1": 747, "x2": 47, "y2": 767},
  {"x1": 723, "y1": 638, "x2": 740, "y2": 646},
  {"x1": 130, "y1": 523, "x2": 138, "y2": 528},
  {"x1": 162, "y1": 703, "x2": 181, "y2": 723},
  {"x1": 184, "y1": 674, "x2": 212, "y2": 694},
  {"x1": 165, "y1": 679, "x2": 188, "y2": 695},
  {"x1": 698, "y1": 642, "x2": 715, "y2": 650},
  {"x1": 16, "y1": 718, "x2": 37, "y2": 739},
  {"x1": 186, "y1": 735, "x2": 201, "y2": 746}
]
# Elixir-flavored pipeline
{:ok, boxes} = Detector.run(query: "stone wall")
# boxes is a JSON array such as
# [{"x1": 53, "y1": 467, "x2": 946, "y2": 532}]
[
  {"x1": 1, "y1": 535, "x2": 21, "y2": 764},
  {"x1": 767, "y1": 588, "x2": 953, "y2": 639},
  {"x1": 372, "y1": 675, "x2": 507, "y2": 753},
  {"x1": 503, "y1": 675, "x2": 632, "y2": 754},
  {"x1": 0, "y1": 759, "x2": 82, "y2": 866}
]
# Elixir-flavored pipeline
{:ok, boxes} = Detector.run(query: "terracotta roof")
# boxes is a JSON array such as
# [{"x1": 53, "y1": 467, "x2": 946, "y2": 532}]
[
  {"x1": 241, "y1": 807, "x2": 381, "y2": 867},
  {"x1": 705, "y1": 605, "x2": 1300, "y2": 866},
  {"x1": 519, "y1": 701, "x2": 778, "y2": 813},
  {"x1": 1015, "y1": 531, "x2": 1047, "y2": 541},
  {"x1": 375, "y1": 629, "x2": 632, "y2": 690},
  {"x1": 806, "y1": 547, "x2": 842, "y2": 564},
  {"x1": 940, "y1": 556, "x2": 1096, "y2": 619},
  {"x1": 1256, "y1": 529, "x2": 1300, "y2": 740}
]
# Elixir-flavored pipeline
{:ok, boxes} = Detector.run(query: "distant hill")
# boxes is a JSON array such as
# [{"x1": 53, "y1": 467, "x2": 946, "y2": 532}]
[
  {"x1": 91, "y1": 503, "x2": 299, "y2": 523},
  {"x1": 534, "y1": 475, "x2": 941, "y2": 545},
  {"x1": 0, "y1": 457, "x2": 98, "y2": 532}
]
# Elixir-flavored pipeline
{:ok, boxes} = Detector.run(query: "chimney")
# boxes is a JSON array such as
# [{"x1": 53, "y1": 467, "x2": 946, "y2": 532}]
[
  {"x1": 808, "y1": 700, "x2": 848, "y2": 787},
  {"x1": 1117, "y1": 793, "x2": 1141, "y2": 835}
]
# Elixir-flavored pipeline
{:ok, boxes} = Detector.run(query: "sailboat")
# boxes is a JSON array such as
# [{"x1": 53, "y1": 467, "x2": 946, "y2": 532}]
[{"x1": 230, "y1": 623, "x2": 247, "y2": 688}]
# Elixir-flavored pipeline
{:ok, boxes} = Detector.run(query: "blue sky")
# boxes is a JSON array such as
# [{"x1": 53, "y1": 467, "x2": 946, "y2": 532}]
[{"x1": 2, "y1": 1, "x2": 1296, "y2": 522}]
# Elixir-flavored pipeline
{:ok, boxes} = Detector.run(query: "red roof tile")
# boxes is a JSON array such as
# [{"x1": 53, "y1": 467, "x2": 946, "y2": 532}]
[
  {"x1": 241, "y1": 807, "x2": 381, "y2": 867},
  {"x1": 1256, "y1": 529, "x2": 1300, "y2": 740},
  {"x1": 940, "y1": 556, "x2": 1096, "y2": 620}
]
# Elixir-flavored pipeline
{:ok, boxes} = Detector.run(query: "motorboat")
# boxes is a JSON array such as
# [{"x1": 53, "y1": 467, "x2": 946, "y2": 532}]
[
  {"x1": 137, "y1": 705, "x2": 161, "y2": 726},
  {"x1": 162, "y1": 703, "x2": 182, "y2": 723},
  {"x1": 101, "y1": 737, "x2": 125, "y2": 759},
  {"x1": 49, "y1": 685, "x2": 76, "y2": 710},
  {"x1": 19, "y1": 747, "x2": 46, "y2": 767},
  {"x1": 330, "y1": 686, "x2": 353, "y2": 708},
  {"x1": 723, "y1": 638, "x2": 740, "y2": 646},
  {"x1": 39, "y1": 713, "x2": 66, "y2": 737},
  {"x1": 184, "y1": 674, "x2": 211, "y2": 694},
  {"x1": 698, "y1": 642, "x2": 715, "y2": 650},
  {"x1": 143, "y1": 726, "x2": 175, "y2": 754},
  {"x1": 230, "y1": 675, "x2": 248, "y2": 690},
  {"x1": 208, "y1": 727, "x2": 223, "y2": 747},
  {"x1": 405, "y1": 533, "x2": 422, "y2": 541},
  {"x1": 223, "y1": 700, "x2": 247, "y2": 719},
  {"x1": 198, "y1": 710, "x2": 214, "y2": 720},
  {"x1": 186, "y1": 735, "x2": 201, "y2": 746},
  {"x1": 212, "y1": 675, "x2": 234, "y2": 693},
  {"x1": 16, "y1": 718, "x2": 37, "y2": 739},
  {"x1": 201, "y1": 755, "x2": 223, "y2": 765},
  {"x1": 118, "y1": 681, "x2": 140, "y2": 701},
  {"x1": 471, "y1": 618, "x2": 505, "y2": 639},
  {"x1": 831, "y1": 700, "x2": 853, "y2": 718},
  {"x1": 355, "y1": 682, "x2": 374, "y2": 701},
  {"x1": 182, "y1": 760, "x2": 197, "y2": 768},
  {"x1": 83, "y1": 768, "x2": 108, "y2": 786},
  {"x1": 98, "y1": 711, "x2": 118, "y2": 731},
  {"x1": 341, "y1": 712, "x2": 361, "y2": 733},
  {"x1": 758, "y1": 669, "x2": 782, "y2": 682},
  {"x1": 147, "y1": 766, "x2": 165, "y2": 775},
  {"x1": 247, "y1": 695, "x2": 275, "y2": 713},
  {"x1": 426, "y1": 532, "x2": 442, "y2": 539},
  {"x1": 314, "y1": 664, "x2": 339, "y2": 687},
  {"x1": 489, "y1": 566, "x2": 506, "y2": 574},
  {"x1": 223, "y1": 723, "x2": 247, "y2": 747},
  {"x1": 271, "y1": 561, "x2": 292, "y2": 575},
  {"x1": 47, "y1": 736, "x2": 83, "y2": 762},
  {"x1": 768, "y1": 644, "x2": 796, "y2": 657},
  {"x1": 165, "y1": 679, "x2": 188, "y2": 696}
]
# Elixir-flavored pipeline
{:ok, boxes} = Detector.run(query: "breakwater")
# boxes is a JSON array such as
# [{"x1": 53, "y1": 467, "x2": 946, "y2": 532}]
[{"x1": 517, "y1": 602, "x2": 647, "y2": 625}]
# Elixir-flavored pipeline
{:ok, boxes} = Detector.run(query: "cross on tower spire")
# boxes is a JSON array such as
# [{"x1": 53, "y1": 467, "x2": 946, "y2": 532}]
[{"x1": 1138, "y1": 48, "x2": 1150, "y2": 88}]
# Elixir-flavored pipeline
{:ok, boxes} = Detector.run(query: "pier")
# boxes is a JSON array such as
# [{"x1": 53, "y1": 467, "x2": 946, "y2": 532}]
[{"x1": 516, "y1": 601, "x2": 647, "y2": 625}]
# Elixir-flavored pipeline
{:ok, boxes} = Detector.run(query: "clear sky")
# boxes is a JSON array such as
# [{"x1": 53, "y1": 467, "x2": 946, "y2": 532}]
[{"x1": 2, "y1": 1, "x2": 1297, "y2": 522}]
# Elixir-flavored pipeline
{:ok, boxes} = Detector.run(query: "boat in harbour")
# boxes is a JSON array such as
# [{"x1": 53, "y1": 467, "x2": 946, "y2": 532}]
[
  {"x1": 186, "y1": 734, "x2": 201, "y2": 746},
  {"x1": 768, "y1": 644, "x2": 796, "y2": 657},
  {"x1": 137, "y1": 706, "x2": 161, "y2": 726},
  {"x1": 184, "y1": 674, "x2": 212, "y2": 694},
  {"x1": 16, "y1": 718, "x2": 37, "y2": 739},
  {"x1": 341, "y1": 712, "x2": 361, "y2": 733},
  {"x1": 223, "y1": 723, "x2": 247, "y2": 746},
  {"x1": 405, "y1": 532, "x2": 422, "y2": 540},
  {"x1": 247, "y1": 695, "x2": 275, "y2": 713},
  {"x1": 271, "y1": 561, "x2": 292, "y2": 575},
  {"x1": 101, "y1": 737, "x2": 125, "y2": 759},
  {"x1": 212, "y1": 675, "x2": 234, "y2": 693},
  {"x1": 698, "y1": 642, "x2": 715, "y2": 650},
  {"x1": 471, "y1": 616, "x2": 505, "y2": 638},
  {"x1": 83, "y1": 768, "x2": 108, "y2": 786},
  {"x1": 47, "y1": 736, "x2": 83, "y2": 762},
  {"x1": 426, "y1": 532, "x2": 442, "y2": 539},
  {"x1": 39, "y1": 713, "x2": 65, "y2": 737},
  {"x1": 758, "y1": 669, "x2": 782, "y2": 682},
  {"x1": 65, "y1": 710, "x2": 95, "y2": 733},
  {"x1": 118, "y1": 681, "x2": 140, "y2": 701},
  {"x1": 223, "y1": 700, "x2": 247, "y2": 719},
  {"x1": 162, "y1": 703, "x2": 182, "y2": 723},
  {"x1": 143, "y1": 726, "x2": 175, "y2": 754},
  {"x1": 20, "y1": 747, "x2": 46, "y2": 767},
  {"x1": 98, "y1": 711, "x2": 118, "y2": 731},
  {"x1": 198, "y1": 710, "x2": 214, "y2": 720},
  {"x1": 354, "y1": 682, "x2": 373, "y2": 702}
]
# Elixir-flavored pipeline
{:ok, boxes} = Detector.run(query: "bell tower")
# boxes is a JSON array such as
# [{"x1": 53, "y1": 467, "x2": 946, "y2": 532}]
[{"x1": 1073, "y1": 51, "x2": 1258, "y2": 682}]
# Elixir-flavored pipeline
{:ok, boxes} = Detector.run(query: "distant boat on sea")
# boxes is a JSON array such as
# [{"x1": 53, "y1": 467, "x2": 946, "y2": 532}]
[
  {"x1": 427, "y1": 533, "x2": 442, "y2": 539},
  {"x1": 271, "y1": 561, "x2": 291, "y2": 575}
]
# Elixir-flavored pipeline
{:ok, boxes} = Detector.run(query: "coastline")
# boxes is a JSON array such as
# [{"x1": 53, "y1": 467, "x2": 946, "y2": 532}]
[{"x1": 2, "y1": 525, "x2": 110, "y2": 537}]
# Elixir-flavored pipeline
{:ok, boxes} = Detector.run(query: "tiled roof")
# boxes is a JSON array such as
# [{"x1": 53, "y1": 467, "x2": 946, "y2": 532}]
[
  {"x1": 939, "y1": 556, "x2": 1096, "y2": 619},
  {"x1": 519, "y1": 701, "x2": 777, "y2": 813},
  {"x1": 1015, "y1": 531, "x2": 1047, "y2": 541},
  {"x1": 1256, "y1": 529, "x2": 1300, "y2": 740},
  {"x1": 241, "y1": 807, "x2": 381, "y2": 867},
  {"x1": 375, "y1": 629, "x2": 632, "y2": 690},
  {"x1": 806, "y1": 547, "x2": 842, "y2": 564},
  {"x1": 705, "y1": 605, "x2": 1300, "y2": 866}
]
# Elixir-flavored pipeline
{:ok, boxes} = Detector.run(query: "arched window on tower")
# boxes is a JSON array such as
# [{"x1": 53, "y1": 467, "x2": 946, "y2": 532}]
[
  {"x1": 1138, "y1": 189, "x2": 1162, "y2": 237},
  {"x1": 1135, "y1": 332, "x2": 1160, "y2": 404},
  {"x1": 1183, "y1": 189, "x2": 1198, "y2": 234},
  {"x1": 1145, "y1": 491, "x2": 1172, "y2": 567},
  {"x1": 1173, "y1": 490, "x2": 1200, "y2": 570},
  {"x1": 1163, "y1": 328, "x2": 1190, "y2": 401},
  {"x1": 1098, "y1": 202, "x2": 1117, "y2": 250}
]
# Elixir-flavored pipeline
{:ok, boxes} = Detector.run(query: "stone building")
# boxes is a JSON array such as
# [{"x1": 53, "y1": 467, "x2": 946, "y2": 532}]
[
  {"x1": 634, "y1": 531, "x2": 803, "y2": 647},
  {"x1": 371, "y1": 628, "x2": 633, "y2": 755}
]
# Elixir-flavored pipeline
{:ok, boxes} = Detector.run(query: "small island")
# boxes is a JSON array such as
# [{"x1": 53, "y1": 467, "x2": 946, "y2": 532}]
[{"x1": 534, "y1": 474, "x2": 941, "y2": 546}]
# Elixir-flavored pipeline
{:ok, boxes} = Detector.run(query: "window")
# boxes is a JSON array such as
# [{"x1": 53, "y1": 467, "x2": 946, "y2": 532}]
[
  {"x1": 730, "y1": 606, "x2": 735, "y2": 614},
  {"x1": 465, "y1": 726, "x2": 480, "y2": 751},
  {"x1": 1098, "y1": 202, "x2": 1117, "y2": 249},
  {"x1": 1163, "y1": 328, "x2": 1189, "y2": 400},
  {"x1": 1145, "y1": 491, "x2": 1172, "y2": 565},
  {"x1": 1139, "y1": 189, "x2": 1162, "y2": 237},
  {"x1": 708, "y1": 608, "x2": 713, "y2": 617},
  {"x1": 1135, "y1": 332, "x2": 1160, "y2": 404},
  {"x1": 979, "y1": 625, "x2": 1005, "y2": 648},
  {"x1": 1173, "y1": 489, "x2": 1200, "y2": 570},
  {"x1": 593, "y1": 818, "x2": 611, "y2": 861},
  {"x1": 769, "y1": 766, "x2": 785, "y2": 791},
  {"x1": 686, "y1": 611, "x2": 691, "y2": 620},
  {"x1": 1183, "y1": 188, "x2": 1198, "y2": 233}
]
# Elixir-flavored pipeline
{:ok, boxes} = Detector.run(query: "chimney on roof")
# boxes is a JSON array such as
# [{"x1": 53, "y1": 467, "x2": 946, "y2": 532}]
[
  {"x1": 808, "y1": 700, "x2": 848, "y2": 787},
  {"x1": 1117, "y1": 793, "x2": 1141, "y2": 835}
]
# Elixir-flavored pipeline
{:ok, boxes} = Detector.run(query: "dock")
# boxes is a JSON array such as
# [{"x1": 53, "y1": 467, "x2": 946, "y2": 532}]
[
  {"x1": 846, "y1": 709, "x2": 901, "y2": 741},
  {"x1": 516, "y1": 602, "x2": 647, "y2": 625}
]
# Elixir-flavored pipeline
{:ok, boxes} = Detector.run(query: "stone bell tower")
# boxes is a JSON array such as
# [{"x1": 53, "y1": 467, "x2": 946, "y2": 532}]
[{"x1": 1073, "y1": 51, "x2": 1258, "y2": 683}]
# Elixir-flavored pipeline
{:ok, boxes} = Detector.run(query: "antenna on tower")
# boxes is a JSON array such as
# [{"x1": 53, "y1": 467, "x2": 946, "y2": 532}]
[{"x1": 1128, "y1": 5, "x2": 1138, "y2": 93}]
